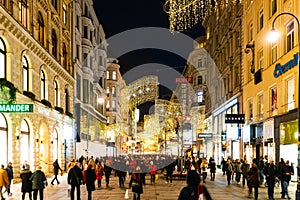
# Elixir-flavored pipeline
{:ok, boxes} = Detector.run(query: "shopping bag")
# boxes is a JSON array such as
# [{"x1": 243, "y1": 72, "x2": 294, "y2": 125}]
[
  {"x1": 124, "y1": 188, "x2": 129, "y2": 199},
  {"x1": 155, "y1": 174, "x2": 158, "y2": 181}
]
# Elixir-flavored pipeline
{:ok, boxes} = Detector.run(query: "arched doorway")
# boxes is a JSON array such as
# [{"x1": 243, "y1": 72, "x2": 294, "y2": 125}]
[
  {"x1": 20, "y1": 119, "x2": 30, "y2": 167},
  {"x1": 0, "y1": 114, "x2": 8, "y2": 165}
]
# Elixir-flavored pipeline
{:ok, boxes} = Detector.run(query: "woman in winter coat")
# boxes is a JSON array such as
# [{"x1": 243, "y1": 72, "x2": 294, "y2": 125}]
[
  {"x1": 247, "y1": 162, "x2": 260, "y2": 200},
  {"x1": 20, "y1": 166, "x2": 33, "y2": 200},
  {"x1": 83, "y1": 164, "x2": 96, "y2": 200},
  {"x1": 95, "y1": 162, "x2": 104, "y2": 189},
  {"x1": 129, "y1": 166, "x2": 143, "y2": 200},
  {"x1": 51, "y1": 159, "x2": 62, "y2": 185},
  {"x1": 29, "y1": 166, "x2": 47, "y2": 200},
  {"x1": 200, "y1": 159, "x2": 209, "y2": 183}
]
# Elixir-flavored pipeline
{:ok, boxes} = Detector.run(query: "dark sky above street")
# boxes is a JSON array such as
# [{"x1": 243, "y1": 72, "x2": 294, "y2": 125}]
[
  {"x1": 93, "y1": 0, "x2": 205, "y2": 118},
  {"x1": 93, "y1": 0, "x2": 205, "y2": 74}
]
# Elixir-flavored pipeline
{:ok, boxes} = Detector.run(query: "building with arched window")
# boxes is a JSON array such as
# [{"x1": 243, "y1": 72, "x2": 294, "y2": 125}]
[{"x1": 0, "y1": 0, "x2": 74, "y2": 180}]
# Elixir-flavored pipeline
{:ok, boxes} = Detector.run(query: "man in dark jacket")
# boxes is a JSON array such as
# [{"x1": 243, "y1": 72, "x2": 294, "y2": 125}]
[
  {"x1": 5, "y1": 162, "x2": 13, "y2": 196},
  {"x1": 247, "y1": 162, "x2": 260, "y2": 200},
  {"x1": 264, "y1": 160, "x2": 277, "y2": 200},
  {"x1": 29, "y1": 166, "x2": 47, "y2": 200},
  {"x1": 67, "y1": 163, "x2": 83, "y2": 200},
  {"x1": 280, "y1": 160, "x2": 293, "y2": 199},
  {"x1": 20, "y1": 165, "x2": 33, "y2": 200}
]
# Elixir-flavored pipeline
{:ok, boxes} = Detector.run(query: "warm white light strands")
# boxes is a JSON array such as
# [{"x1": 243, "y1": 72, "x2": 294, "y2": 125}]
[{"x1": 164, "y1": 0, "x2": 211, "y2": 32}]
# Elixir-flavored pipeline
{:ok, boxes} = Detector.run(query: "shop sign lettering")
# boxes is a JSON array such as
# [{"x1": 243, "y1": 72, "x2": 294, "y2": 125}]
[
  {"x1": 0, "y1": 104, "x2": 33, "y2": 112},
  {"x1": 273, "y1": 53, "x2": 298, "y2": 78}
]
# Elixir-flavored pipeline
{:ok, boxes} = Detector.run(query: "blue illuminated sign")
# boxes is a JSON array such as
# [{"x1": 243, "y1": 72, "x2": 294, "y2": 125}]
[{"x1": 273, "y1": 53, "x2": 298, "y2": 78}]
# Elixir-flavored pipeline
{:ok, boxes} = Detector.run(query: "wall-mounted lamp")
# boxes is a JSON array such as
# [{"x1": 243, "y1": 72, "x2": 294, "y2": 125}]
[
  {"x1": 16, "y1": 135, "x2": 20, "y2": 140},
  {"x1": 40, "y1": 140, "x2": 43, "y2": 144},
  {"x1": 51, "y1": 141, "x2": 53, "y2": 144},
  {"x1": 36, "y1": 139, "x2": 39, "y2": 142},
  {"x1": 245, "y1": 43, "x2": 255, "y2": 74}
]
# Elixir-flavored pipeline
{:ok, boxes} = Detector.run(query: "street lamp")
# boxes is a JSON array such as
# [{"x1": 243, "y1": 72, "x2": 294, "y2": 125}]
[{"x1": 268, "y1": 12, "x2": 300, "y2": 199}]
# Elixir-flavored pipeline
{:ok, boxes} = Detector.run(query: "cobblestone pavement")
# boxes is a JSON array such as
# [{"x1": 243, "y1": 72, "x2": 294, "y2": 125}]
[{"x1": 4, "y1": 170, "x2": 297, "y2": 200}]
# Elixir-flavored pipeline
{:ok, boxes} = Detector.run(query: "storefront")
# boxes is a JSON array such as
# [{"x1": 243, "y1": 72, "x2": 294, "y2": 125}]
[
  {"x1": 0, "y1": 102, "x2": 74, "y2": 180},
  {"x1": 274, "y1": 109, "x2": 297, "y2": 180}
]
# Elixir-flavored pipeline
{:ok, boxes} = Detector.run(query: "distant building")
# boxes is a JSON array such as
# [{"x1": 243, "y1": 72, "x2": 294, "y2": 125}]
[{"x1": 73, "y1": 0, "x2": 108, "y2": 158}]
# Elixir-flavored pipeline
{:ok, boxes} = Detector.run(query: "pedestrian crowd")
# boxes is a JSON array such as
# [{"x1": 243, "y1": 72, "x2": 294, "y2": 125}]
[
  {"x1": 220, "y1": 155, "x2": 294, "y2": 200},
  {"x1": 0, "y1": 154, "x2": 295, "y2": 200}
]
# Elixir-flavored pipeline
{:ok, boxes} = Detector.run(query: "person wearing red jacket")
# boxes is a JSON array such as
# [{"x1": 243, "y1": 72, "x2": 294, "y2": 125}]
[{"x1": 148, "y1": 161, "x2": 157, "y2": 185}]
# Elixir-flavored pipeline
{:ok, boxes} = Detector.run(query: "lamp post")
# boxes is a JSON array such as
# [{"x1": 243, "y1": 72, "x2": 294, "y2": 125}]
[{"x1": 269, "y1": 12, "x2": 300, "y2": 199}]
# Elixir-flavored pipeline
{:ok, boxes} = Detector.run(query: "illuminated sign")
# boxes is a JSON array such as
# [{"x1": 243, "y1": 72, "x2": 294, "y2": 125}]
[
  {"x1": 0, "y1": 104, "x2": 33, "y2": 112},
  {"x1": 273, "y1": 53, "x2": 298, "y2": 78},
  {"x1": 175, "y1": 77, "x2": 193, "y2": 83}
]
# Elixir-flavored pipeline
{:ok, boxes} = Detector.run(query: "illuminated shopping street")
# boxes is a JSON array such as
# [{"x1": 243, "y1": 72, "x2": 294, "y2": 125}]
[{"x1": 0, "y1": 0, "x2": 300, "y2": 199}]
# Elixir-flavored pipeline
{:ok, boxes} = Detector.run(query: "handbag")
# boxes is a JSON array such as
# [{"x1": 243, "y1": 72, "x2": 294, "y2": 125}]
[{"x1": 124, "y1": 188, "x2": 129, "y2": 199}]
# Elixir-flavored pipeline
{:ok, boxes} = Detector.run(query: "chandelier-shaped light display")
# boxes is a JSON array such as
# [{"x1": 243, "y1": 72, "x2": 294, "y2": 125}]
[{"x1": 164, "y1": 0, "x2": 212, "y2": 32}]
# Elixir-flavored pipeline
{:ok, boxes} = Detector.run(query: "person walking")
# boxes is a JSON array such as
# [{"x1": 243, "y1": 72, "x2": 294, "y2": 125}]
[
  {"x1": 280, "y1": 160, "x2": 293, "y2": 199},
  {"x1": 247, "y1": 162, "x2": 260, "y2": 200},
  {"x1": 277, "y1": 158, "x2": 285, "y2": 196},
  {"x1": 221, "y1": 157, "x2": 227, "y2": 176},
  {"x1": 148, "y1": 161, "x2": 157, "y2": 185},
  {"x1": 0, "y1": 165, "x2": 9, "y2": 200},
  {"x1": 264, "y1": 160, "x2": 278, "y2": 200},
  {"x1": 51, "y1": 159, "x2": 62, "y2": 185},
  {"x1": 209, "y1": 158, "x2": 216, "y2": 181},
  {"x1": 5, "y1": 162, "x2": 13, "y2": 197},
  {"x1": 95, "y1": 162, "x2": 104, "y2": 189},
  {"x1": 178, "y1": 170, "x2": 212, "y2": 200},
  {"x1": 83, "y1": 164, "x2": 96, "y2": 200},
  {"x1": 104, "y1": 162, "x2": 112, "y2": 188},
  {"x1": 165, "y1": 161, "x2": 175, "y2": 184},
  {"x1": 29, "y1": 166, "x2": 47, "y2": 200},
  {"x1": 241, "y1": 159, "x2": 250, "y2": 188},
  {"x1": 225, "y1": 160, "x2": 233, "y2": 185},
  {"x1": 20, "y1": 165, "x2": 33, "y2": 200},
  {"x1": 67, "y1": 162, "x2": 83, "y2": 200},
  {"x1": 234, "y1": 159, "x2": 242, "y2": 184},
  {"x1": 129, "y1": 166, "x2": 143, "y2": 200},
  {"x1": 200, "y1": 159, "x2": 208, "y2": 183}
]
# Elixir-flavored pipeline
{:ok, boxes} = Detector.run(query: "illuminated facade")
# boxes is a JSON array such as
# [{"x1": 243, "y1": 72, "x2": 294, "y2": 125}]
[
  {"x1": 0, "y1": 0, "x2": 74, "y2": 177},
  {"x1": 242, "y1": 0, "x2": 299, "y2": 174},
  {"x1": 73, "y1": 0, "x2": 108, "y2": 158},
  {"x1": 202, "y1": 0, "x2": 244, "y2": 162}
]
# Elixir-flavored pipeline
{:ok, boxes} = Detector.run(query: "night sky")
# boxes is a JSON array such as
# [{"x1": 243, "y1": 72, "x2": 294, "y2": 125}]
[{"x1": 93, "y1": 0, "x2": 205, "y2": 118}]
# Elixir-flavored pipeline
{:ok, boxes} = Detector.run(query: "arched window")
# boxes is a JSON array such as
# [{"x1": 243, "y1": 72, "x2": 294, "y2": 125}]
[
  {"x1": 54, "y1": 81, "x2": 59, "y2": 107},
  {"x1": 41, "y1": 70, "x2": 46, "y2": 99},
  {"x1": 62, "y1": 43, "x2": 68, "y2": 69},
  {"x1": 19, "y1": 0, "x2": 28, "y2": 28},
  {"x1": 23, "y1": 56, "x2": 29, "y2": 91},
  {"x1": 0, "y1": 38, "x2": 6, "y2": 78},
  {"x1": 37, "y1": 12, "x2": 45, "y2": 45},
  {"x1": 20, "y1": 119, "x2": 30, "y2": 166},
  {"x1": 112, "y1": 71, "x2": 117, "y2": 80},
  {"x1": 65, "y1": 88, "x2": 69, "y2": 113},
  {"x1": 0, "y1": 113, "x2": 8, "y2": 165},
  {"x1": 51, "y1": 29, "x2": 57, "y2": 58}
]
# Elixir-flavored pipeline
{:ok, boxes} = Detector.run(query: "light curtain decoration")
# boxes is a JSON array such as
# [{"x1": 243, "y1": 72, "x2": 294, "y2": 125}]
[{"x1": 164, "y1": 0, "x2": 212, "y2": 32}]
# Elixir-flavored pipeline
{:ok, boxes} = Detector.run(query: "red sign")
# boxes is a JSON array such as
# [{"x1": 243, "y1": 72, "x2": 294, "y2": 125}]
[{"x1": 175, "y1": 77, "x2": 193, "y2": 83}]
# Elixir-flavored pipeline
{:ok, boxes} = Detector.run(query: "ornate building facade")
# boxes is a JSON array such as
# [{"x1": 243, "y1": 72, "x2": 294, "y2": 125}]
[{"x1": 0, "y1": 0, "x2": 74, "y2": 177}]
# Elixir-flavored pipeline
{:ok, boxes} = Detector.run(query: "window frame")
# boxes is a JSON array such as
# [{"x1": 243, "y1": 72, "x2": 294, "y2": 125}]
[{"x1": 22, "y1": 56, "x2": 29, "y2": 91}]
